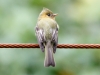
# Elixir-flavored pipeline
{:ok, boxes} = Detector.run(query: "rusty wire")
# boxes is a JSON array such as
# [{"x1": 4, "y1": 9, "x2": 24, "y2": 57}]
[{"x1": 0, "y1": 43, "x2": 100, "y2": 49}]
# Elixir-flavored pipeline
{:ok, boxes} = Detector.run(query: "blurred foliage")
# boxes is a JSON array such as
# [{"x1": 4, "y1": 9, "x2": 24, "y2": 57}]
[{"x1": 0, "y1": 0, "x2": 100, "y2": 75}]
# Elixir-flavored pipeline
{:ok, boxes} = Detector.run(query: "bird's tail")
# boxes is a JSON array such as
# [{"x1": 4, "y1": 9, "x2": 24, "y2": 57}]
[{"x1": 44, "y1": 41, "x2": 55, "y2": 67}]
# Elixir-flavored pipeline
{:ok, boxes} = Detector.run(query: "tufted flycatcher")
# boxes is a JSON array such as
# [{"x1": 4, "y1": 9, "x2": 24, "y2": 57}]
[{"x1": 35, "y1": 7, "x2": 59, "y2": 67}]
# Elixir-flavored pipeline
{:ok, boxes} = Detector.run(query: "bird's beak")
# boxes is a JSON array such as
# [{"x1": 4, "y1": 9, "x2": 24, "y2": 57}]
[{"x1": 53, "y1": 13, "x2": 58, "y2": 16}]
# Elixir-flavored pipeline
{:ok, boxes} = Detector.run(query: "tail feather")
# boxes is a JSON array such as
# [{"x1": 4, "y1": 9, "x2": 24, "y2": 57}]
[{"x1": 44, "y1": 41, "x2": 55, "y2": 67}]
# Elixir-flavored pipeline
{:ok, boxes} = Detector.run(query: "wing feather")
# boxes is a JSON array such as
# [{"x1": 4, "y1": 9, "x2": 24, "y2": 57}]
[
  {"x1": 35, "y1": 26, "x2": 45, "y2": 52},
  {"x1": 52, "y1": 26, "x2": 59, "y2": 53}
]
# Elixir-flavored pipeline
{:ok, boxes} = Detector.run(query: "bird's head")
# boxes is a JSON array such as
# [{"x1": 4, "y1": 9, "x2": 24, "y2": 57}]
[{"x1": 38, "y1": 7, "x2": 57, "y2": 20}]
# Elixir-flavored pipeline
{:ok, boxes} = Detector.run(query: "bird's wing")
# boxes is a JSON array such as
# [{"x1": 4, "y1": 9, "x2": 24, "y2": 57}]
[
  {"x1": 52, "y1": 25, "x2": 59, "y2": 53},
  {"x1": 35, "y1": 25, "x2": 45, "y2": 52}
]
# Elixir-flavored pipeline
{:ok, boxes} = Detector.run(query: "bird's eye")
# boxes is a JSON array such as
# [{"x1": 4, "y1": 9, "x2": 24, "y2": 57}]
[{"x1": 47, "y1": 13, "x2": 50, "y2": 16}]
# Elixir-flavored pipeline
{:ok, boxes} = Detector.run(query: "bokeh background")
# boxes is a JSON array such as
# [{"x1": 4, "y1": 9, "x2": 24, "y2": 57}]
[{"x1": 0, "y1": 0, "x2": 100, "y2": 75}]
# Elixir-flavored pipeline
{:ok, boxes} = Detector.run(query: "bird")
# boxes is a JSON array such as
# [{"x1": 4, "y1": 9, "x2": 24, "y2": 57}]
[{"x1": 35, "y1": 7, "x2": 59, "y2": 67}]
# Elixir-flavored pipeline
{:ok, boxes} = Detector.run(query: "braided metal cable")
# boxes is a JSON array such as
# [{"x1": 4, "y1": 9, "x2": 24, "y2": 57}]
[{"x1": 0, "y1": 43, "x2": 100, "y2": 49}]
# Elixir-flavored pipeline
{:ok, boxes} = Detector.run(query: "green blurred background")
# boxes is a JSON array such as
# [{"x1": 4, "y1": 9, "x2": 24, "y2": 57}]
[{"x1": 0, "y1": 0, "x2": 100, "y2": 75}]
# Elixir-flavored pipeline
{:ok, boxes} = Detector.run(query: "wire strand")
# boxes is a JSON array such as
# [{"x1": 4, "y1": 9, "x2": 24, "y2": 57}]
[{"x1": 0, "y1": 43, "x2": 100, "y2": 49}]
